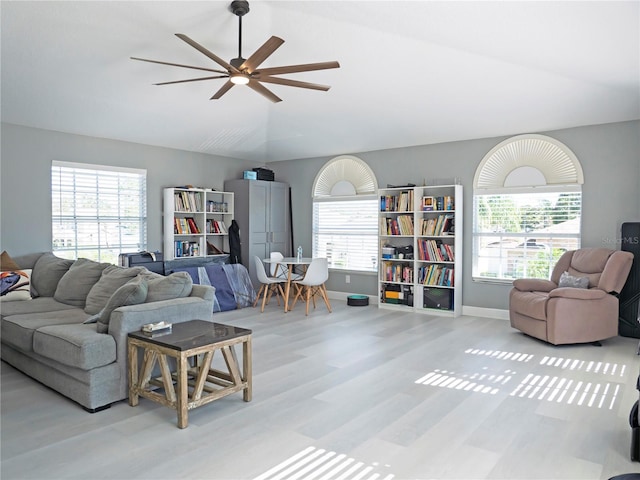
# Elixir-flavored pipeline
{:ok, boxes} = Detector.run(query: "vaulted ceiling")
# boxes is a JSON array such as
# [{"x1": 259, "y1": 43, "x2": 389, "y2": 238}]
[{"x1": 2, "y1": 1, "x2": 638, "y2": 162}]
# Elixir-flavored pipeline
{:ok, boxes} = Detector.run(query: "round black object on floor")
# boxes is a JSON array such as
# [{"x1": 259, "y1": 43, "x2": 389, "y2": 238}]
[{"x1": 347, "y1": 295, "x2": 369, "y2": 306}]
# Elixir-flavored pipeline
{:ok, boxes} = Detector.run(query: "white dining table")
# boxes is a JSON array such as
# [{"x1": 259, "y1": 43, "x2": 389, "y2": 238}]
[{"x1": 262, "y1": 257, "x2": 313, "y2": 312}]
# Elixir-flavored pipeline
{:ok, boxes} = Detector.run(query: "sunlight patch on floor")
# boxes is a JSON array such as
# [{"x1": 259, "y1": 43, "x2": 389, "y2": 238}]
[
  {"x1": 464, "y1": 348, "x2": 534, "y2": 362},
  {"x1": 539, "y1": 356, "x2": 627, "y2": 377},
  {"x1": 253, "y1": 446, "x2": 395, "y2": 480},
  {"x1": 509, "y1": 373, "x2": 621, "y2": 409},
  {"x1": 414, "y1": 368, "x2": 513, "y2": 395}
]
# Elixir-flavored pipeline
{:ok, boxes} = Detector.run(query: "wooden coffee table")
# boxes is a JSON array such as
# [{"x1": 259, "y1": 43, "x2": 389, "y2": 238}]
[{"x1": 127, "y1": 320, "x2": 252, "y2": 428}]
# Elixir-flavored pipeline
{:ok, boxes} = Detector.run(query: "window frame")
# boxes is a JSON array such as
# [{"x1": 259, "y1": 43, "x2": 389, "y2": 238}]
[
  {"x1": 51, "y1": 160, "x2": 147, "y2": 264},
  {"x1": 472, "y1": 135, "x2": 584, "y2": 284},
  {"x1": 312, "y1": 155, "x2": 379, "y2": 274}
]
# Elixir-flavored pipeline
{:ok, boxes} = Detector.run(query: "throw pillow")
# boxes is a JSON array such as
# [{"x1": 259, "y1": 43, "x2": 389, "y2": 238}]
[
  {"x1": 0, "y1": 269, "x2": 32, "y2": 302},
  {"x1": 96, "y1": 277, "x2": 148, "y2": 334},
  {"x1": 30, "y1": 253, "x2": 74, "y2": 297},
  {"x1": 0, "y1": 251, "x2": 21, "y2": 271},
  {"x1": 84, "y1": 265, "x2": 147, "y2": 314},
  {"x1": 558, "y1": 271, "x2": 590, "y2": 289},
  {"x1": 54, "y1": 258, "x2": 110, "y2": 307},
  {"x1": 143, "y1": 271, "x2": 193, "y2": 303}
]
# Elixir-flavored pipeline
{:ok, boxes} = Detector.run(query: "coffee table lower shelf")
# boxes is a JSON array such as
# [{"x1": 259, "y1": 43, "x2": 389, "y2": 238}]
[{"x1": 127, "y1": 320, "x2": 252, "y2": 428}]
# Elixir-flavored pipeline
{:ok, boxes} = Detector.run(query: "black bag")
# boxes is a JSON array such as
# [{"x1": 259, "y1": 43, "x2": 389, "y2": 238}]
[{"x1": 228, "y1": 220, "x2": 242, "y2": 265}]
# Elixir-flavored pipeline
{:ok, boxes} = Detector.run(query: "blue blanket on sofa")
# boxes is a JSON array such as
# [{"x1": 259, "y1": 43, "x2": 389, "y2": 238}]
[{"x1": 168, "y1": 263, "x2": 256, "y2": 312}]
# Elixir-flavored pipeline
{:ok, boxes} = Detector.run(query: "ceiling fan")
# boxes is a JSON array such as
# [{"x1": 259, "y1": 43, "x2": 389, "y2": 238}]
[{"x1": 131, "y1": 0, "x2": 340, "y2": 103}]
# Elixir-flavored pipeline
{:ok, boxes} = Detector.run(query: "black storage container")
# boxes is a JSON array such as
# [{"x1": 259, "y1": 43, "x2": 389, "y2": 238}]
[
  {"x1": 619, "y1": 222, "x2": 640, "y2": 338},
  {"x1": 119, "y1": 251, "x2": 164, "y2": 275},
  {"x1": 252, "y1": 167, "x2": 275, "y2": 181}
]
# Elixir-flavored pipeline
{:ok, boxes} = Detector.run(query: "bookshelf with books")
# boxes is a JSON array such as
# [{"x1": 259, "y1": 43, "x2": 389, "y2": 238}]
[
  {"x1": 163, "y1": 188, "x2": 234, "y2": 260},
  {"x1": 378, "y1": 187, "x2": 416, "y2": 310},
  {"x1": 378, "y1": 184, "x2": 462, "y2": 316}
]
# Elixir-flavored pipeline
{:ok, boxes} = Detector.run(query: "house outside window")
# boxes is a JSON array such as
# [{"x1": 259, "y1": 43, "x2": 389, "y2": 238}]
[
  {"x1": 312, "y1": 156, "x2": 378, "y2": 272},
  {"x1": 51, "y1": 161, "x2": 147, "y2": 264},
  {"x1": 472, "y1": 135, "x2": 584, "y2": 282}
]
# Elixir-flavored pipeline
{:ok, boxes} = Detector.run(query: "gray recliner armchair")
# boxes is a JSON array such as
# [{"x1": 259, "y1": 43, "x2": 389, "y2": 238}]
[{"x1": 509, "y1": 247, "x2": 634, "y2": 345}]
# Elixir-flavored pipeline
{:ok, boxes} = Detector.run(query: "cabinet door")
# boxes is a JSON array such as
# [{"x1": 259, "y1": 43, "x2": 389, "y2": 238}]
[{"x1": 269, "y1": 182, "x2": 289, "y2": 255}]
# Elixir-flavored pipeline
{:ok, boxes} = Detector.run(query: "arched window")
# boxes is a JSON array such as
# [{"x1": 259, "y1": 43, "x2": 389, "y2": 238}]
[
  {"x1": 472, "y1": 134, "x2": 584, "y2": 282},
  {"x1": 312, "y1": 156, "x2": 379, "y2": 272}
]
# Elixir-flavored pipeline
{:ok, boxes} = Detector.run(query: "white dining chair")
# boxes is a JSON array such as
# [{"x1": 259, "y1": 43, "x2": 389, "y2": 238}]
[
  {"x1": 270, "y1": 251, "x2": 303, "y2": 280},
  {"x1": 290, "y1": 258, "x2": 332, "y2": 315},
  {"x1": 253, "y1": 256, "x2": 287, "y2": 312}
]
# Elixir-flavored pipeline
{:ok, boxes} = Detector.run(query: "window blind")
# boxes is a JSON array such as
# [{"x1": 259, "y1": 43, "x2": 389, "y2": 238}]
[
  {"x1": 312, "y1": 198, "x2": 378, "y2": 272},
  {"x1": 51, "y1": 161, "x2": 147, "y2": 264},
  {"x1": 472, "y1": 191, "x2": 581, "y2": 281}
]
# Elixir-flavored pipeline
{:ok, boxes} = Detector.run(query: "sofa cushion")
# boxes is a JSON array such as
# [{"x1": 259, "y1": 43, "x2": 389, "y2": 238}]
[
  {"x1": 54, "y1": 258, "x2": 110, "y2": 307},
  {"x1": 143, "y1": 271, "x2": 193, "y2": 303},
  {"x1": 31, "y1": 253, "x2": 74, "y2": 298},
  {"x1": 85, "y1": 265, "x2": 147, "y2": 315},
  {"x1": 1, "y1": 309, "x2": 90, "y2": 352},
  {"x1": 96, "y1": 277, "x2": 148, "y2": 334},
  {"x1": 0, "y1": 251, "x2": 20, "y2": 270},
  {"x1": 1, "y1": 269, "x2": 32, "y2": 302},
  {"x1": 11, "y1": 252, "x2": 46, "y2": 270},
  {"x1": 33, "y1": 324, "x2": 116, "y2": 370},
  {"x1": 0, "y1": 297, "x2": 77, "y2": 318}
]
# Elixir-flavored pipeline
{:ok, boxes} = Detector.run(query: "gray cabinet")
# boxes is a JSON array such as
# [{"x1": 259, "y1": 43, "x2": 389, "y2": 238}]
[{"x1": 224, "y1": 179, "x2": 290, "y2": 286}]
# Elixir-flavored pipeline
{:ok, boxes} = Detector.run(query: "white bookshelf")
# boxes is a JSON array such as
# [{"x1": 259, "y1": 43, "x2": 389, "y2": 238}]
[
  {"x1": 163, "y1": 188, "x2": 234, "y2": 261},
  {"x1": 378, "y1": 184, "x2": 462, "y2": 317}
]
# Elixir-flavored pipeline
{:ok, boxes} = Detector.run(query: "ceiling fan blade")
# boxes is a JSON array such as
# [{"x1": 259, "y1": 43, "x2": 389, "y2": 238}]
[
  {"x1": 211, "y1": 80, "x2": 235, "y2": 100},
  {"x1": 130, "y1": 57, "x2": 228, "y2": 75},
  {"x1": 247, "y1": 80, "x2": 282, "y2": 103},
  {"x1": 175, "y1": 33, "x2": 239, "y2": 73},
  {"x1": 254, "y1": 75, "x2": 331, "y2": 91},
  {"x1": 155, "y1": 75, "x2": 229, "y2": 86},
  {"x1": 240, "y1": 36, "x2": 284, "y2": 73},
  {"x1": 254, "y1": 61, "x2": 340, "y2": 76}
]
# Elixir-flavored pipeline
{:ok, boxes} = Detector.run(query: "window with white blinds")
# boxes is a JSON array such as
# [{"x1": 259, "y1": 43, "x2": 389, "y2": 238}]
[
  {"x1": 51, "y1": 161, "x2": 147, "y2": 264},
  {"x1": 312, "y1": 198, "x2": 379, "y2": 272},
  {"x1": 472, "y1": 135, "x2": 584, "y2": 282},
  {"x1": 473, "y1": 190, "x2": 582, "y2": 281}
]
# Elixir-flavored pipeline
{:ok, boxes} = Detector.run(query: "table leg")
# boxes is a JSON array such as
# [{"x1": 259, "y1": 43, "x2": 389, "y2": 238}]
[
  {"x1": 243, "y1": 336, "x2": 252, "y2": 402},
  {"x1": 284, "y1": 267, "x2": 292, "y2": 313},
  {"x1": 176, "y1": 353, "x2": 189, "y2": 429},
  {"x1": 128, "y1": 340, "x2": 139, "y2": 407}
]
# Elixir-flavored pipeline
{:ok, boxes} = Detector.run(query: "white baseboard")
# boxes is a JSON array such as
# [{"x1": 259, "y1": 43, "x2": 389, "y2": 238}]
[
  {"x1": 327, "y1": 291, "x2": 508, "y2": 319},
  {"x1": 462, "y1": 305, "x2": 510, "y2": 320}
]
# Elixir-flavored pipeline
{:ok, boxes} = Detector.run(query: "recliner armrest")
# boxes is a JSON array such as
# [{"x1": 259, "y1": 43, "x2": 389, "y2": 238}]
[
  {"x1": 513, "y1": 278, "x2": 557, "y2": 292},
  {"x1": 549, "y1": 287, "x2": 607, "y2": 300}
]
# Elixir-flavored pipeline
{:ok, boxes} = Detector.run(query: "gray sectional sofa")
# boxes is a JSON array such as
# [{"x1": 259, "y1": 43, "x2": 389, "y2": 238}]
[{"x1": 1, "y1": 252, "x2": 215, "y2": 412}]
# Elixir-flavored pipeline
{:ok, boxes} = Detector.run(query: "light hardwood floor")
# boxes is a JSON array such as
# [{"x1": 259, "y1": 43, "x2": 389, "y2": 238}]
[{"x1": 2, "y1": 301, "x2": 640, "y2": 480}]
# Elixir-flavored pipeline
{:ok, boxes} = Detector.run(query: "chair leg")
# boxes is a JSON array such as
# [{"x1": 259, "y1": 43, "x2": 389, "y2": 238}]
[
  {"x1": 320, "y1": 284, "x2": 332, "y2": 312},
  {"x1": 261, "y1": 283, "x2": 271, "y2": 312},
  {"x1": 305, "y1": 286, "x2": 311, "y2": 315},
  {"x1": 291, "y1": 284, "x2": 303, "y2": 310},
  {"x1": 253, "y1": 284, "x2": 265, "y2": 308}
]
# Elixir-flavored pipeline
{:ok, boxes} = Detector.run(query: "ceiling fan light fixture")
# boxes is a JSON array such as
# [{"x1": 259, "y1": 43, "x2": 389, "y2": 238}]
[
  {"x1": 131, "y1": 0, "x2": 339, "y2": 102},
  {"x1": 230, "y1": 73, "x2": 250, "y2": 85}
]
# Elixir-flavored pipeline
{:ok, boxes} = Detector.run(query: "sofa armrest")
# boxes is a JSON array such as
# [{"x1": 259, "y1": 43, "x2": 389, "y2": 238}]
[
  {"x1": 513, "y1": 278, "x2": 557, "y2": 292},
  {"x1": 549, "y1": 287, "x2": 607, "y2": 300},
  {"x1": 106, "y1": 286, "x2": 215, "y2": 399}
]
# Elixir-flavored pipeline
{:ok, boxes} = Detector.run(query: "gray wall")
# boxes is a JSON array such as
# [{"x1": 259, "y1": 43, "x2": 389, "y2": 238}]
[
  {"x1": 269, "y1": 120, "x2": 640, "y2": 310},
  {"x1": 1, "y1": 120, "x2": 638, "y2": 311},
  {"x1": 0, "y1": 123, "x2": 258, "y2": 256}
]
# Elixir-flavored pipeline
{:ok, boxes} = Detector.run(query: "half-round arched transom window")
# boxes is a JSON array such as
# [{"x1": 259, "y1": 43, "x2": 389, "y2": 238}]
[
  {"x1": 312, "y1": 156, "x2": 379, "y2": 272},
  {"x1": 472, "y1": 134, "x2": 583, "y2": 282}
]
